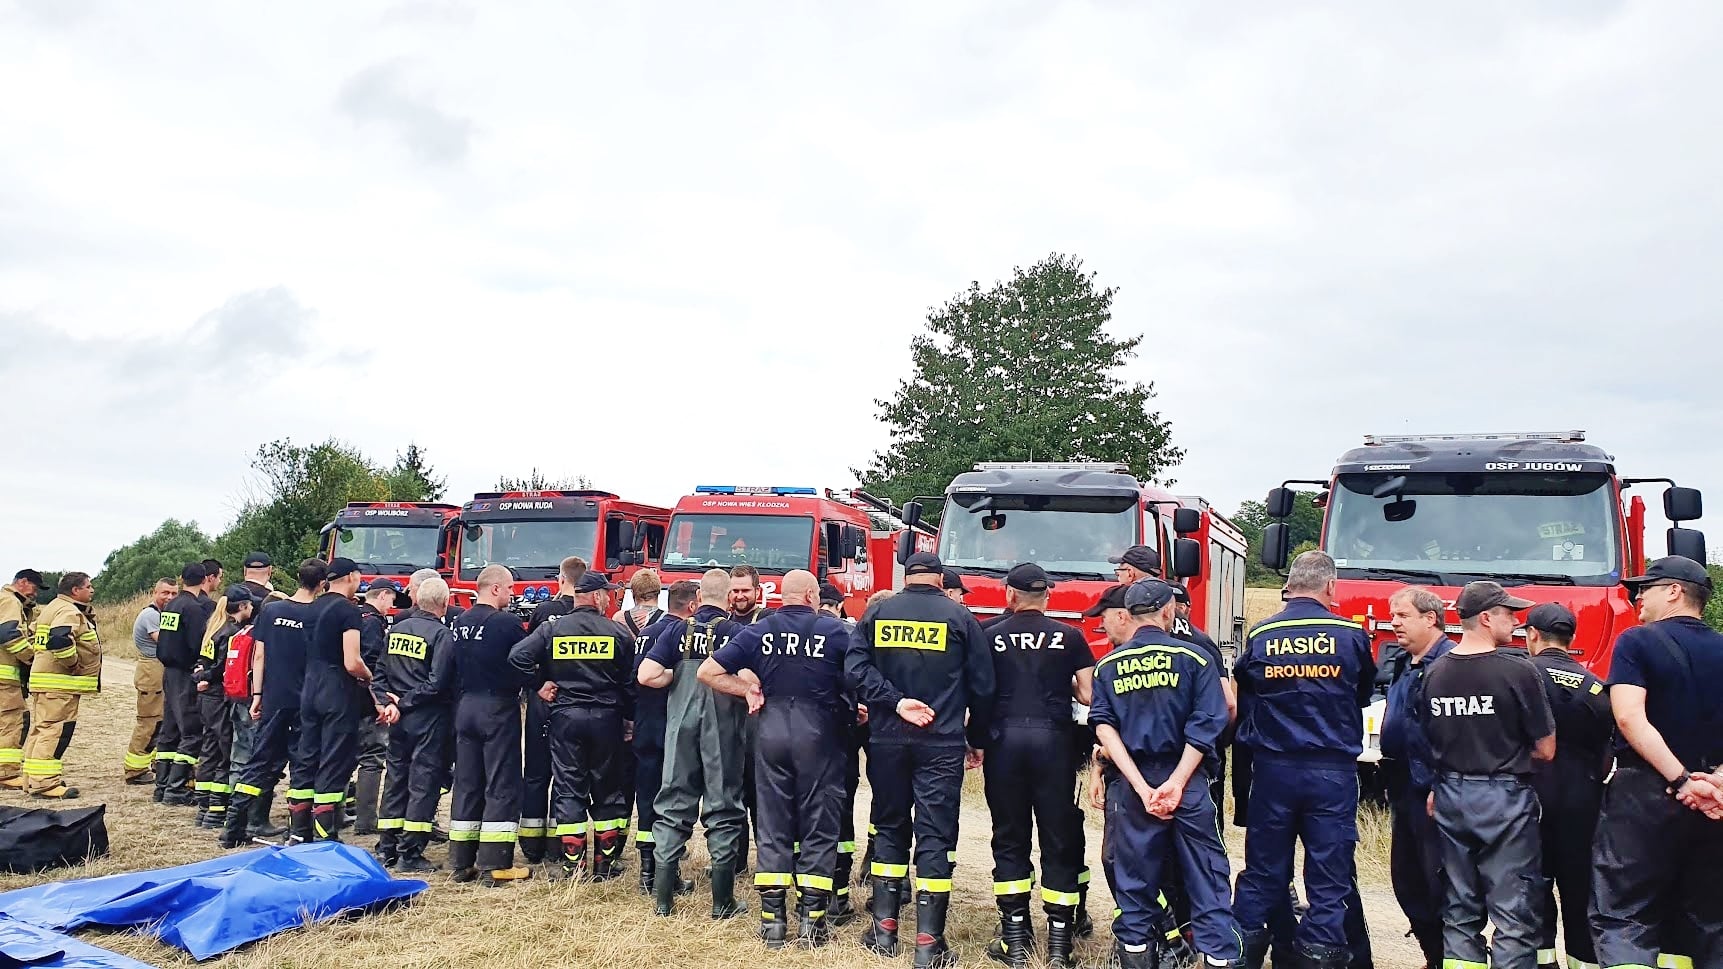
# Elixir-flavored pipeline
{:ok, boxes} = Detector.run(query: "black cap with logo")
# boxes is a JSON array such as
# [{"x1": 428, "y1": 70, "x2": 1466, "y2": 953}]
[
  {"x1": 1005, "y1": 563, "x2": 1055, "y2": 593},
  {"x1": 243, "y1": 552, "x2": 272, "y2": 570},
  {"x1": 1126, "y1": 579, "x2": 1177, "y2": 615}
]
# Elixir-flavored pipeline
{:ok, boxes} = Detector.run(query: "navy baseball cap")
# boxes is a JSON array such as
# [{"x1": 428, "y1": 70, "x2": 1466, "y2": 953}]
[
  {"x1": 326, "y1": 558, "x2": 361, "y2": 581},
  {"x1": 13, "y1": 569, "x2": 47, "y2": 588},
  {"x1": 224, "y1": 585, "x2": 255, "y2": 611},
  {"x1": 576, "y1": 571, "x2": 623, "y2": 593},
  {"x1": 1083, "y1": 584, "x2": 1129, "y2": 617},
  {"x1": 942, "y1": 569, "x2": 969, "y2": 595},
  {"x1": 1169, "y1": 581, "x2": 1191, "y2": 605},
  {"x1": 243, "y1": 552, "x2": 272, "y2": 569},
  {"x1": 1108, "y1": 546, "x2": 1161, "y2": 573},
  {"x1": 1525, "y1": 603, "x2": 1576, "y2": 636},
  {"x1": 1454, "y1": 581, "x2": 1534, "y2": 619},
  {"x1": 1005, "y1": 563, "x2": 1055, "y2": 593},
  {"x1": 1125, "y1": 579, "x2": 1176, "y2": 615},
  {"x1": 818, "y1": 582, "x2": 845, "y2": 606},
  {"x1": 1623, "y1": 556, "x2": 1714, "y2": 592},
  {"x1": 905, "y1": 551, "x2": 943, "y2": 576}
]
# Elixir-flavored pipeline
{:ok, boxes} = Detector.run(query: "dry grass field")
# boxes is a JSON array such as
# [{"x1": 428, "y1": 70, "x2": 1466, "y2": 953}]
[{"x1": 0, "y1": 589, "x2": 1419, "y2": 968}]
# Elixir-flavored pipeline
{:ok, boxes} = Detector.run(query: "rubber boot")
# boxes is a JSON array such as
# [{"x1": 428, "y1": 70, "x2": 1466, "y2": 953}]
[
  {"x1": 758, "y1": 887, "x2": 790, "y2": 949},
  {"x1": 165, "y1": 762, "x2": 194, "y2": 806},
  {"x1": 396, "y1": 834, "x2": 440, "y2": 873},
  {"x1": 1155, "y1": 928, "x2": 1197, "y2": 969},
  {"x1": 559, "y1": 835, "x2": 589, "y2": 880},
  {"x1": 344, "y1": 779, "x2": 359, "y2": 829},
  {"x1": 797, "y1": 888, "x2": 832, "y2": 947},
  {"x1": 830, "y1": 850, "x2": 857, "y2": 925},
  {"x1": 986, "y1": 893, "x2": 1034, "y2": 967},
  {"x1": 152, "y1": 758, "x2": 171, "y2": 803},
  {"x1": 376, "y1": 831, "x2": 400, "y2": 868},
  {"x1": 860, "y1": 877, "x2": 902, "y2": 956},
  {"x1": 913, "y1": 890, "x2": 956, "y2": 969},
  {"x1": 1240, "y1": 929, "x2": 1271, "y2": 969},
  {"x1": 1116, "y1": 940, "x2": 1156, "y2": 969},
  {"x1": 287, "y1": 800, "x2": 315, "y2": 845},
  {"x1": 251, "y1": 790, "x2": 287, "y2": 839},
  {"x1": 353, "y1": 771, "x2": 382, "y2": 836},
  {"x1": 593, "y1": 831, "x2": 623, "y2": 882},
  {"x1": 1298, "y1": 943, "x2": 1351, "y2": 969},
  {"x1": 1045, "y1": 905, "x2": 1076, "y2": 969},
  {"x1": 1075, "y1": 882, "x2": 1095, "y2": 939},
  {"x1": 311, "y1": 804, "x2": 343, "y2": 842},
  {"x1": 638, "y1": 847, "x2": 656, "y2": 895},
  {"x1": 654, "y1": 858, "x2": 679, "y2": 916},
  {"x1": 220, "y1": 792, "x2": 252, "y2": 849},
  {"x1": 193, "y1": 790, "x2": 210, "y2": 826},
  {"x1": 711, "y1": 863, "x2": 746, "y2": 920},
  {"x1": 201, "y1": 792, "x2": 229, "y2": 830}
]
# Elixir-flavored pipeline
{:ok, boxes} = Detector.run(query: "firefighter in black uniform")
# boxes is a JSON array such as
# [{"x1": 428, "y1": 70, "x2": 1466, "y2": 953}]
[
  {"x1": 509, "y1": 570, "x2": 637, "y2": 880},
  {"x1": 449, "y1": 564, "x2": 532, "y2": 885},
  {"x1": 819, "y1": 580, "x2": 866, "y2": 925},
  {"x1": 155, "y1": 562, "x2": 212, "y2": 807},
  {"x1": 518, "y1": 555, "x2": 586, "y2": 864},
  {"x1": 699, "y1": 570, "x2": 853, "y2": 948},
  {"x1": 348, "y1": 580, "x2": 396, "y2": 836},
  {"x1": 300, "y1": 559, "x2": 395, "y2": 841},
  {"x1": 191, "y1": 589, "x2": 253, "y2": 829},
  {"x1": 375, "y1": 577, "x2": 457, "y2": 872},
  {"x1": 225, "y1": 559, "x2": 325, "y2": 847},
  {"x1": 1523, "y1": 603, "x2": 1611, "y2": 969},
  {"x1": 981, "y1": 564, "x2": 1094, "y2": 969},
  {"x1": 846, "y1": 551, "x2": 995, "y2": 969},
  {"x1": 631, "y1": 582, "x2": 689, "y2": 896}
]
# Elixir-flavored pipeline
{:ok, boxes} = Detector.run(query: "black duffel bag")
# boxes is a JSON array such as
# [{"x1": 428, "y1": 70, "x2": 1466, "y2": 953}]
[{"x1": 0, "y1": 804, "x2": 109, "y2": 873}]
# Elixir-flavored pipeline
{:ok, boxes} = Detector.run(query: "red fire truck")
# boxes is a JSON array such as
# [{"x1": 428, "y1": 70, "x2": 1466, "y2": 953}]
[
  {"x1": 902, "y1": 462, "x2": 1249, "y2": 660},
  {"x1": 1259, "y1": 430, "x2": 1705, "y2": 773},
  {"x1": 656, "y1": 486, "x2": 934, "y2": 617},
  {"x1": 320, "y1": 501, "x2": 461, "y2": 598},
  {"x1": 448, "y1": 490, "x2": 671, "y2": 617}
]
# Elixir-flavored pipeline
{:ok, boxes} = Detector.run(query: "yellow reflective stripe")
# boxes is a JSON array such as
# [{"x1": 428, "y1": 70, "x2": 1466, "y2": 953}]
[
  {"x1": 867, "y1": 823, "x2": 877, "y2": 835},
  {"x1": 870, "y1": 862, "x2": 908, "y2": 878},
  {"x1": 635, "y1": 830, "x2": 655, "y2": 843},
  {"x1": 478, "y1": 831, "x2": 518, "y2": 843},
  {"x1": 313, "y1": 791, "x2": 346, "y2": 805},
  {"x1": 1444, "y1": 961, "x2": 1489, "y2": 969},
  {"x1": 177, "y1": 753, "x2": 200, "y2": 765},
  {"x1": 837, "y1": 841, "x2": 856, "y2": 853},
  {"x1": 916, "y1": 878, "x2": 952, "y2": 893},
  {"x1": 123, "y1": 751, "x2": 153, "y2": 769},
  {"x1": 794, "y1": 842, "x2": 801, "y2": 853},
  {"x1": 994, "y1": 878, "x2": 1034, "y2": 896},
  {"x1": 1602, "y1": 965, "x2": 1654, "y2": 969},
  {"x1": 0, "y1": 749, "x2": 22, "y2": 765},
  {"x1": 553, "y1": 823, "x2": 587, "y2": 837},
  {"x1": 194, "y1": 782, "x2": 213, "y2": 792},
  {"x1": 754, "y1": 872, "x2": 794, "y2": 887},
  {"x1": 1536, "y1": 951, "x2": 1556, "y2": 965},
  {"x1": 376, "y1": 818, "x2": 406, "y2": 831},
  {"x1": 1567, "y1": 961, "x2": 1600, "y2": 969},
  {"x1": 209, "y1": 783, "x2": 232, "y2": 793},
  {"x1": 1102, "y1": 642, "x2": 1209, "y2": 669},
  {"x1": 49, "y1": 644, "x2": 79, "y2": 660},
  {"x1": 403, "y1": 820, "x2": 434, "y2": 833},
  {"x1": 592, "y1": 818, "x2": 630, "y2": 833},
  {"x1": 30, "y1": 673, "x2": 99, "y2": 691},
  {"x1": 286, "y1": 788, "x2": 315, "y2": 800},
  {"x1": 1251, "y1": 617, "x2": 1363, "y2": 637},
  {"x1": 234, "y1": 783, "x2": 263, "y2": 797},
  {"x1": 0, "y1": 665, "x2": 18, "y2": 683},
  {"x1": 23, "y1": 759, "x2": 62, "y2": 775},
  {"x1": 1042, "y1": 887, "x2": 1081, "y2": 906},
  {"x1": 796, "y1": 874, "x2": 834, "y2": 891},
  {"x1": 1077, "y1": 868, "x2": 1091, "y2": 885},
  {"x1": 4, "y1": 636, "x2": 30, "y2": 654},
  {"x1": 1657, "y1": 957, "x2": 1694, "y2": 969}
]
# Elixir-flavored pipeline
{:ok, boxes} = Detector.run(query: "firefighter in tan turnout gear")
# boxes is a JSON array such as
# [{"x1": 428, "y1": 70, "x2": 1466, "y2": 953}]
[
  {"x1": 21, "y1": 572, "x2": 101, "y2": 799},
  {"x1": 0, "y1": 569, "x2": 48, "y2": 788}
]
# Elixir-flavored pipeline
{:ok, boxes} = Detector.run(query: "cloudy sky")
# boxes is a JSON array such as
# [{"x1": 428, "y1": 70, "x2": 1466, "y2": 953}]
[{"x1": 4, "y1": 0, "x2": 1719, "y2": 571}]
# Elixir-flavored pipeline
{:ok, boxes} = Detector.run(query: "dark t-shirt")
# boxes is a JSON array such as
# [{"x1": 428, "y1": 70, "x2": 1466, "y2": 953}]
[
  {"x1": 711, "y1": 605, "x2": 851, "y2": 713},
  {"x1": 255, "y1": 598, "x2": 315, "y2": 715},
  {"x1": 308, "y1": 594, "x2": 363, "y2": 671},
  {"x1": 1419, "y1": 648, "x2": 1555, "y2": 776},
  {"x1": 985, "y1": 610, "x2": 1091, "y2": 724},
  {"x1": 1607, "y1": 616, "x2": 1723, "y2": 769}
]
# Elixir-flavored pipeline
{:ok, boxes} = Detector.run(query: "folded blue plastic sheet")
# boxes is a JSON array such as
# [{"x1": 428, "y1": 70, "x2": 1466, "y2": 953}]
[
  {"x1": 0, "y1": 843, "x2": 426, "y2": 962},
  {"x1": 0, "y1": 915, "x2": 154, "y2": 969}
]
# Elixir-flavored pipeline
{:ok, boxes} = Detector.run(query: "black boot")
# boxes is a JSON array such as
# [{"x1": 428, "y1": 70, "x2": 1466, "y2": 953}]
[
  {"x1": 1155, "y1": 928, "x2": 1197, "y2": 969},
  {"x1": 352, "y1": 771, "x2": 382, "y2": 836},
  {"x1": 152, "y1": 758, "x2": 171, "y2": 803},
  {"x1": 797, "y1": 888, "x2": 832, "y2": 947},
  {"x1": 711, "y1": 863, "x2": 746, "y2": 919},
  {"x1": 654, "y1": 856, "x2": 679, "y2": 917},
  {"x1": 558, "y1": 836, "x2": 589, "y2": 880},
  {"x1": 1045, "y1": 905, "x2": 1076, "y2": 969},
  {"x1": 1116, "y1": 940, "x2": 1156, "y2": 969},
  {"x1": 638, "y1": 847, "x2": 656, "y2": 895},
  {"x1": 913, "y1": 890, "x2": 956, "y2": 969},
  {"x1": 287, "y1": 800, "x2": 315, "y2": 845},
  {"x1": 193, "y1": 790, "x2": 210, "y2": 826},
  {"x1": 202, "y1": 792, "x2": 230, "y2": 830},
  {"x1": 311, "y1": 804, "x2": 343, "y2": 842},
  {"x1": 377, "y1": 831, "x2": 400, "y2": 868},
  {"x1": 1297, "y1": 943, "x2": 1351, "y2": 969},
  {"x1": 163, "y1": 763, "x2": 193, "y2": 806},
  {"x1": 860, "y1": 877, "x2": 902, "y2": 956},
  {"x1": 986, "y1": 893, "x2": 1034, "y2": 967},
  {"x1": 593, "y1": 831, "x2": 623, "y2": 882},
  {"x1": 1075, "y1": 883, "x2": 1095, "y2": 939},
  {"x1": 1240, "y1": 929, "x2": 1271, "y2": 969},
  {"x1": 829, "y1": 851, "x2": 857, "y2": 925},
  {"x1": 250, "y1": 791, "x2": 287, "y2": 838},
  {"x1": 396, "y1": 834, "x2": 440, "y2": 873},
  {"x1": 758, "y1": 887, "x2": 789, "y2": 949},
  {"x1": 219, "y1": 792, "x2": 252, "y2": 849}
]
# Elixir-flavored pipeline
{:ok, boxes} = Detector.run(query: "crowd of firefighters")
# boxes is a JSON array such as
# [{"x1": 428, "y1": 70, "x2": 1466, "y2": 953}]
[{"x1": 0, "y1": 538, "x2": 1720, "y2": 969}]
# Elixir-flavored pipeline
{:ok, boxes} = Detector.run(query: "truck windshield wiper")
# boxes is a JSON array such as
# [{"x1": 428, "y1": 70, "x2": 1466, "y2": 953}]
[
  {"x1": 1341, "y1": 566, "x2": 1460, "y2": 585},
  {"x1": 1486, "y1": 572, "x2": 1578, "y2": 587},
  {"x1": 1046, "y1": 569, "x2": 1108, "y2": 581},
  {"x1": 951, "y1": 565, "x2": 1009, "y2": 577},
  {"x1": 365, "y1": 562, "x2": 426, "y2": 573}
]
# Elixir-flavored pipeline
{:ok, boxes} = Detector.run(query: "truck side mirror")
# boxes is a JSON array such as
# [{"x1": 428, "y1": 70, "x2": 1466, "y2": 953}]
[
  {"x1": 1668, "y1": 527, "x2": 1707, "y2": 565},
  {"x1": 1173, "y1": 508, "x2": 1200, "y2": 535},
  {"x1": 901, "y1": 500, "x2": 923, "y2": 532},
  {"x1": 896, "y1": 531, "x2": 914, "y2": 566},
  {"x1": 1265, "y1": 487, "x2": 1295, "y2": 520},
  {"x1": 1665, "y1": 487, "x2": 1703, "y2": 523},
  {"x1": 617, "y1": 520, "x2": 637, "y2": 555},
  {"x1": 825, "y1": 522, "x2": 845, "y2": 570},
  {"x1": 318, "y1": 520, "x2": 336, "y2": 537},
  {"x1": 1172, "y1": 538, "x2": 1200, "y2": 579},
  {"x1": 1261, "y1": 522, "x2": 1290, "y2": 570}
]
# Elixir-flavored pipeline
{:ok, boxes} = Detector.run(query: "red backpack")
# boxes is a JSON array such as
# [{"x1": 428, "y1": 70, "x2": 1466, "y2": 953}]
[{"x1": 223, "y1": 626, "x2": 257, "y2": 701}]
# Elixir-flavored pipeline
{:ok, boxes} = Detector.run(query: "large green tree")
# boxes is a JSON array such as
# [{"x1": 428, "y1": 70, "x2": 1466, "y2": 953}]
[
  {"x1": 93, "y1": 519, "x2": 214, "y2": 603},
  {"x1": 1234, "y1": 492, "x2": 1326, "y2": 586},
  {"x1": 385, "y1": 443, "x2": 447, "y2": 502},
  {"x1": 217, "y1": 439, "x2": 391, "y2": 568},
  {"x1": 857, "y1": 253, "x2": 1183, "y2": 505}
]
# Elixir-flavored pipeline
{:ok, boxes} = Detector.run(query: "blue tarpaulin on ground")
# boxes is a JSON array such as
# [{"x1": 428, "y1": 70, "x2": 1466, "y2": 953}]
[
  {"x1": 0, "y1": 843, "x2": 426, "y2": 962},
  {"x1": 0, "y1": 915, "x2": 153, "y2": 969}
]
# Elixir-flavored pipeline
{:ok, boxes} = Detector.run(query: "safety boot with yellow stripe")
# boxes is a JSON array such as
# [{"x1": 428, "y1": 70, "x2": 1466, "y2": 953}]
[{"x1": 30, "y1": 784, "x2": 79, "y2": 799}]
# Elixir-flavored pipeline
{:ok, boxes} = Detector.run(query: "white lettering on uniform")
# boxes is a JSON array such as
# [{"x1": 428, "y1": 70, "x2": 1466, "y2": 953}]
[
  {"x1": 761, "y1": 632, "x2": 826, "y2": 658},
  {"x1": 993, "y1": 631, "x2": 1068, "y2": 652},
  {"x1": 1428, "y1": 695, "x2": 1495, "y2": 716}
]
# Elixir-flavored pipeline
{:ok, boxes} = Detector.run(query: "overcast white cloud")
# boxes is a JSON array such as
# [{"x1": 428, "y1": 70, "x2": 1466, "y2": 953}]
[{"x1": 3, "y1": 0, "x2": 1719, "y2": 570}]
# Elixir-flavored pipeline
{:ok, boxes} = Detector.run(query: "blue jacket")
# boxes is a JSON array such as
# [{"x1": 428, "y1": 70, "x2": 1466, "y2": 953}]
[
  {"x1": 1089, "y1": 626, "x2": 1228, "y2": 766},
  {"x1": 1234, "y1": 597, "x2": 1376, "y2": 766},
  {"x1": 1379, "y1": 637, "x2": 1455, "y2": 792}
]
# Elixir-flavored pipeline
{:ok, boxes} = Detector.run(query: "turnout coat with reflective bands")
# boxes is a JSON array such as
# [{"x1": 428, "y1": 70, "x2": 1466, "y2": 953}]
[
  {"x1": 0, "y1": 587, "x2": 36, "y2": 683},
  {"x1": 30, "y1": 595, "x2": 100, "y2": 693}
]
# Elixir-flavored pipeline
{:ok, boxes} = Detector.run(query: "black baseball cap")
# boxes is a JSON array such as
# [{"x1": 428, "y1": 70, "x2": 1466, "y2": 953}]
[
  {"x1": 1454, "y1": 581, "x2": 1535, "y2": 620},
  {"x1": 576, "y1": 571, "x2": 623, "y2": 593},
  {"x1": 1524, "y1": 603, "x2": 1576, "y2": 636},
  {"x1": 180, "y1": 562, "x2": 207, "y2": 586},
  {"x1": 326, "y1": 557, "x2": 361, "y2": 581},
  {"x1": 1126, "y1": 579, "x2": 1177, "y2": 614},
  {"x1": 1622, "y1": 555, "x2": 1714, "y2": 592},
  {"x1": 243, "y1": 552, "x2": 272, "y2": 569},
  {"x1": 224, "y1": 585, "x2": 255, "y2": 610},
  {"x1": 942, "y1": 569, "x2": 969, "y2": 595},
  {"x1": 818, "y1": 582, "x2": 845, "y2": 606},
  {"x1": 1005, "y1": 563, "x2": 1055, "y2": 593},
  {"x1": 1169, "y1": 581, "x2": 1191, "y2": 605},
  {"x1": 13, "y1": 569, "x2": 46, "y2": 588},
  {"x1": 1108, "y1": 546, "x2": 1161, "y2": 573},
  {"x1": 905, "y1": 551, "x2": 943, "y2": 576},
  {"x1": 1083, "y1": 584, "x2": 1130, "y2": 617}
]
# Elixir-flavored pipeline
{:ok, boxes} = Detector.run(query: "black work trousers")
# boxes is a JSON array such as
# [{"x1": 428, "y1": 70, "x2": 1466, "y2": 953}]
[
  {"x1": 867, "y1": 741, "x2": 963, "y2": 893},
  {"x1": 518, "y1": 692, "x2": 552, "y2": 861},
  {"x1": 299, "y1": 695, "x2": 362, "y2": 840},
  {"x1": 234, "y1": 706, "x2": 311, "y2": 805},
  {"x1": 1390, "y1": 786, "x2": 1445, "y2": 968},
  {"x1": 1590, "y1": 763, "x2": 1723, "y2": 969},
  {"x1": 1533, "y1": 760, "x2": 1603, "y2": 968},
  {"x1": 379, "y1": 704, "x2": 451, "y2": 841},
  {"x1": 982, "y1": 720, "x2": 1082, "y2": 909},
  {"x1": 632, "y1": 708, "x2": 666, "y2": 857},
  {"x1": 193, "y1": 691, "x2": 234, "y2": 808},
  {"x1": 155, "y1": 666, "x2": 202, "y2": 786},
  {"x1": 1433, "y1": 773, "x2": 1544, "y2": 969},
  {"x1": 450, "y1": 693, "x2": 523, "y2": 872},
  {"x1": 549, "y1": 705, "x2": 628, "y2": 848},
  {"x1": 754, "y1": 699, "x2": 844, "y2": 893}
]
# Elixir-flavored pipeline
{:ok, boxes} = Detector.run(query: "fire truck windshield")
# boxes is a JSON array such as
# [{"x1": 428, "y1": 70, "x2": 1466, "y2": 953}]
[
  {"x1": 333, "y1": 525, "x2": 440, "y2": 573},
  {"x1": 938, "y1": 494, "x2": 1136, "y2": 579},
  {"x1": 662, "y1": 514, "x2": 814, "y2": 573},
  {"x1": 1325, "y1": 472, "x2": 1622, "y2": 586},
  {"x1": 458, "y1": 520, "x2": 598, "y2": 580}
]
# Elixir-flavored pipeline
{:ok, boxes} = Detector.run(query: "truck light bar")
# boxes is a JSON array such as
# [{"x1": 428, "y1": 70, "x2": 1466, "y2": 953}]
[
  {"x1": 695, "y1": 485, "x2": 818, "y2": 496},
  {"x1": 972, "y1": 462, "x2": 1129, "y2": 472},
  {"x1": 1363, "y1": 431, "x2": 1585, "y2": 445}
]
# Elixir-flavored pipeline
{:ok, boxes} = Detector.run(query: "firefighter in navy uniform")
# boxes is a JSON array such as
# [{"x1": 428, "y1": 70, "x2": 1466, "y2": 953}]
[
  {"x1": 699, "y1": 570, "x2": 852, "y2": 948},
  {"x1": 518, "y1": 555, "x2": 586, "y2": 865},
  {"x1": 0, "y1": 569, "x2": 45, "y2": 790},
  {"x1": 846, "y1": 551, "x2": 995, "y2": 969},
  {"x1": 191, "y1": 589, "x2": 254, "y2": 829},
  {"x1": 154, "y1": 563, "x2": 211, "y2": 807},
  {"x1": 375, "y1": 577, "x2": 458, "y2": 872},
  {"x1": 224, "y1": 560, "x2": 325, "y2": 847},
  {"x1": 1231, "y1": 551, "x2": 1375, "y2": 969},
  {"x1": 1091, "y1": 579, "x2": 1239, "y2": 969},
  {"x1": 19, "y1": 573, "x2": 101, "y2": 799},
  {"x1": 632, "y1": 581, "x2": 691, "y2": 895},
  {"x1": 509, "y1": 571, "x2": 637, "y2": 880},
  {"x1": 449, "y1": 564, "x2": 532, "y2": 885},
  {"x1": 978, "y1": 564, "x2": 1094, "y2": 969},
  {"x1": 1592, "y1": 557, "x2": 1723, "y2": 969},
  {"x1": 300, "y1": 559, "x2": 394, "y2": 841},
  {"x1": 819, "y1": 580, "x2": 867, "y2": 926},
  {"x1": 1521, "y1": 603, "x2": 1611, "y2": 969}
]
